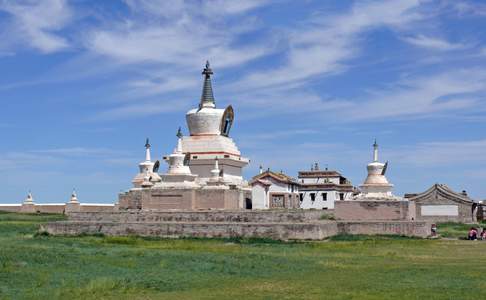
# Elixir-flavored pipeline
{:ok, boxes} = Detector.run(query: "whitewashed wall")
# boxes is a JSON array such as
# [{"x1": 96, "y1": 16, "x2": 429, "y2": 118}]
[
  {"x1": 251, "y1": 178, "x2": 295, "y2": 209},
  {"x1": 299, "y1": 190, "x2": 352, "y2": 209}
]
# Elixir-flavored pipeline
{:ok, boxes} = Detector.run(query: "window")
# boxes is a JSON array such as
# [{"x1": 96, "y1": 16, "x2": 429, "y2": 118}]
[
  {"x1": 339, "y1": 193, "x2": 344, "y2": 200},
  {"x1": 299, "y1": 193, "x2": 304, "y2": 202},
  {"x1": 322, "y1": 193, "x2": 327, "y2": 201},
  {"x1": 310, "y1": 193, "x2": 316, "y2": 201}
]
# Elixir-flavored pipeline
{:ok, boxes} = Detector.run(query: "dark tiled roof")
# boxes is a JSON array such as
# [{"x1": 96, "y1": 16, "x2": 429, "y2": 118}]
[
  {"x1": 250, "y1": 171, "x2": 298, "y2": 185},
  {"x1": 298, "y1": 170, "x2": 342, "y2": 178}
]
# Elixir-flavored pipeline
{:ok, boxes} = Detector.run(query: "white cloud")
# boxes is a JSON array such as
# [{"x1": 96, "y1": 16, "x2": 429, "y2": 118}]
[
  {"x1": 31, "y1": 147, "x2": 125, "y2": 157},
  {"x1": 86, "y1": 1, "x2": 272, "y2": 69},
  {"x1": 389, "y1": 139, "x2": 486, "y2": 166},
  {"x1": 124, "y1": 0, "x2": 269, "y2": 18},
  {"x1": 91, "y1": 99, "x2": 189, "y2": 121},
  {"x1": 0, "y1": 147, "x2": 136, "y2": 173},
  {"x1": 341, "y1": 69, "x2": 486, "y2": 121},
  {"x1": 231, "y1": 67, "x2": 486, "y2": 123},
  {"x1": 403, "y1": 34, "x2": 466, "y2": 50},
  {"x1": 0, "y1": 0, "x2": 71, "y2": 53},
  {"x1": 233, "y1": 0, "x2": 423, "y2": 90}
]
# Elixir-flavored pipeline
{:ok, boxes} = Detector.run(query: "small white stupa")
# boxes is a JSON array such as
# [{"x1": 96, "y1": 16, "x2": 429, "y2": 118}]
[
  {"x1": 153, "y1": 131, "x2": 199, "y2": 189},
  {"x1": 167, "y1": 129, "x2": 192, "y2": 175},
  {"x1": 210, "y1": 157, "x2": 221, "y2": 180},
  {"x1": 132, "y1": 138, "x2": 161, "y2": 187},
  {"x1": 23, "y1": 191, "x2": 34, "y2": 204},
  {"x1": 354, "y1": 140, "x2": 402, "y2": 201},
  {"x1": 69, "y1": 189, "x2": 79, "y2": 204}
]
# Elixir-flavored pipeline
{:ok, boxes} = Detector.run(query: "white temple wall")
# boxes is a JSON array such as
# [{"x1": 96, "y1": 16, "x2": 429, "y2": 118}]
[
  {"x1": 251, "y1": 178, "x2": 297, "y2": 209},
  {"x1": 252, "y1": 185, "x2": 267, "y2": 209},
  {"x1": 300, "y1": 191, "x2": 353, "y2": 209},
  {"x1": 189, "y1": 161, "x2": 243, "y2": 183}
]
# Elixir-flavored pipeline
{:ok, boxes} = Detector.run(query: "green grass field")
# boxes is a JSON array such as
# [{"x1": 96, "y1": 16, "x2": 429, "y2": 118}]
[{"x1": 1, "y1": 212, "x2": 486, "y2": 300}]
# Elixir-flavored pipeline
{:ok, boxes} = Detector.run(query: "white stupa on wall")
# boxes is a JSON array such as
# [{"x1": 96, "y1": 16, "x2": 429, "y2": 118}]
[
  {"x1": 132, "y1": 138, "x2": 161, "y2": 188},
  {"x1": 353, "y1": 140, "x2": 402, "y2": 201},
  {"x1": 181, "y1": 61, "x2": 249, "y2": 185},
  {"x1": 117, "y1": 61, "x2": 252, "y2": 211}
]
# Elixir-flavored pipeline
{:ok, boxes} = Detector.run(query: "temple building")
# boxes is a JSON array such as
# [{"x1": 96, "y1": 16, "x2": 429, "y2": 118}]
[
  {"x1": 298, "y1": 163, "x2": 355, "y2": 209},
  {"x1": 352, "y1": 141, "x2": 402, "y2": 201},
  {"x1": 250, "y1": 167, "x2": 300, "y2": 209},
  {"x1": 405, "y1": 184, "x2": 479, "y2": 223},
  {"x1": 117, "y1": 62, "x2": 252, "y2": 211}
]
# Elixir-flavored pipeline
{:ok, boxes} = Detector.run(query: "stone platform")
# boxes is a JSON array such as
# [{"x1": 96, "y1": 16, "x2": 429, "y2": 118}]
[{"x1": 41, "y1": 210, "x2": 431, "y2": 240}]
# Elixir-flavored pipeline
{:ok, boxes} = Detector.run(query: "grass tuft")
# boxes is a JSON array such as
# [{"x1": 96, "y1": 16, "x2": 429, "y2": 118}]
[
  {"x1": 319, "y1": 214, "x2": 336, "y2": 220},
  {"x1": 328, "y1": 234, "x2": 421, "y2": 242}
]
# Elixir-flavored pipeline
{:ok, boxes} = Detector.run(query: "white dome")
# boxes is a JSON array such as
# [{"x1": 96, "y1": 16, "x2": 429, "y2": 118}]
[{"x1": 186, "y1": 107, "x2": 224, "y2": 136}]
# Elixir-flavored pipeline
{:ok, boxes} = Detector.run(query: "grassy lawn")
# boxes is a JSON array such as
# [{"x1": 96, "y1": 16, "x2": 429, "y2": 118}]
[{"x1": 1, "y1": 212, "x2": 486, "y2": 299}]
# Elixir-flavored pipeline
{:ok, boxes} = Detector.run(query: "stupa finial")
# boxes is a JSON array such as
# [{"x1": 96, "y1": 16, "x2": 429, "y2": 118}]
[
  {"x1": 200, "y1": 61, "x2": 215, "y2": 108},
  {"x1": 145, "y1": 138, "x2": 152, "y2": 162},
  {"x1": 373, "y1": 139, "x2": 379, "y2": 162}
]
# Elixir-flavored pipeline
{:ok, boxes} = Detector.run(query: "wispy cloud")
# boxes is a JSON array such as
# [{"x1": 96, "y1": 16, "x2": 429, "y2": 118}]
[
  {"x1": 233, "y1": 0, "x2": 423, "y2": 91},
  {"x1": 85, "y1": 1, "x2": 273, "y2": 68},
  {"x1": 402, "y1": 34, "x2": 466, "y2": 50},
  {"x1": 0, "y1": 0, "x2": 72, "y2": 53},
  {"x1": 389, "y1": 139, "x2": 486, "y2": 166},
  {"x1": 231, "y1": 67, "x2": 486, "y2": 123},
  {"x1": 343, "y1": 69, "x2": 486, "y2": 121},
  {"x1": 0, "y1": 147, "x2": 134, "y2": 170},
  {"x1": 90, "y1": 98, "x2": 189, "y2": 121}
]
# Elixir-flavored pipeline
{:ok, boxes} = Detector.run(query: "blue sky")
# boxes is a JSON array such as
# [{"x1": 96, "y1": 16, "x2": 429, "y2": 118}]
[{"x1": 1, "y1": 0, "x2": 486, "y2": 203}]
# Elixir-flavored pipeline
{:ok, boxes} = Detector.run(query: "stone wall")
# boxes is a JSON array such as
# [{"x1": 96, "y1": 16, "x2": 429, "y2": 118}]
[
  {"x1": 42, "y1": 221, "x2": 339, "y2": 240},
  {"x1": 0, "y1": 205, "x2": 21, "y2": 213},
  {"x1": 338, "y1": 221, "x2": 430, "y2": 237},
  {"x1": 67, "y1": 210, "x2": 327, "y2": 223},
  {"x1": 34, "y1": 205, "x2": 66, "y2": 214},
  {"x1": 0, "y1": 203, "x2": 115, "y2": 214},
  {"x1": 411, "y1": 200, "x2": 475, "y2": 223},
  {"x1": 119, "y1": 188, "x2": 248, "y2": 211},
  {"x1": 407, "y1": 184, "x2": 477, "y2": 223},
  {"x1": 42, "y1": 210, "x2": 431, "y2": 240},
  {"x1": 335, "y1": 201, "x2": 410, "y2": 221}
]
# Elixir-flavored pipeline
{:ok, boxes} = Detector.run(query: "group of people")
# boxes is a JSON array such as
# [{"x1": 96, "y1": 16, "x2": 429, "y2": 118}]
[{"x1": 468, "y1": 227, "x2": 486, "y2": 240}]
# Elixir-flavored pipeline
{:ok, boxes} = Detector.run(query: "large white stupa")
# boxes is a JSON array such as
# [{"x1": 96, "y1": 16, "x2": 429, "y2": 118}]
[
  {"x1": 119, "y1": 62, "x2": 252, "y2": 211},
  {"x1": 353, "y1": 141, "x2": 402, "y2": 201},
  {"x1": 181, "y1": 61, "x2": 249, "y2": 184}
]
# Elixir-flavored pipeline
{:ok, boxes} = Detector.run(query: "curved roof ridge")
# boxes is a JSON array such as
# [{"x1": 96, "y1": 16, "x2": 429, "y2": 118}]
[{"x1": 408, "y1": 183, "x2": 474, "y2": 204}]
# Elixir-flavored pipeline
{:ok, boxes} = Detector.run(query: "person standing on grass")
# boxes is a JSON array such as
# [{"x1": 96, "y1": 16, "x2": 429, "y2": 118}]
[
  {"x1": 431, "y1": 224, "x2": 437, "y2": 237},
  {"x1": 481, "y1": 228, "x2": 486, "y2": 240},
  {"x1": 468, "y1": 227, "x2": 478, "y2": 240}
]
